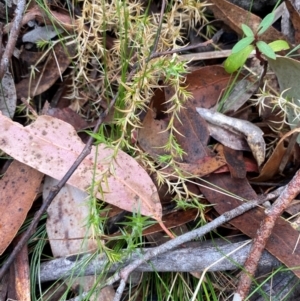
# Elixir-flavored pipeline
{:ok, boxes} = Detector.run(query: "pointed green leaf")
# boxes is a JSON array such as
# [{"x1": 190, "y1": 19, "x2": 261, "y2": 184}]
[
  {"x1": 224, "y1": 45, "x2": 255, "y2": 73},
  {"x1": 257, "y1": 12, "x2": 275, "y2": 35},
  {"x1": 231, "y1": 36, "x2": 254, "y2": 54},
  {"x1": 241, "y1": 24, "x2": 254, "y2": 37},
  {"x1": 257, "y1": 41, "x2": 276, "y2": 59},
  {"x1": 268, "y1": 40, "x2": 290, "y2": 52}
]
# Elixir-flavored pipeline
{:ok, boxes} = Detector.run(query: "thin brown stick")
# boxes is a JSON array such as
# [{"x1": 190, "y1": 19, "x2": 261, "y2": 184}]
[
  {"x1": 108, "y1": 188, "x2": 283, "y2": 301},
  {"x1": 234, "y1": 169, "x2": 300, "y2": 300},
  {"x1": 0, "y1": 0, "x2": 26, "y2": 80}
]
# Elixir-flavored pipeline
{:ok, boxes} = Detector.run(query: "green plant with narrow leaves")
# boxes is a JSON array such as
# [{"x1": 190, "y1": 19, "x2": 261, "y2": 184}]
[{"x1": 224, "y1": 12, "x2": 290, "y2": 73}]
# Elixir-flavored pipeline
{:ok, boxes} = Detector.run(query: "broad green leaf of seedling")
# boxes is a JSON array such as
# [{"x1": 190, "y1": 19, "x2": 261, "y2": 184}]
[
  {"x1": 268, "y1": 40, "x2": 290, "y2": 52},
  {"x1": 256, "y1": 41, "x2": 276, "y2": 59},
  {"x1": 231, "y1": 36, "x2": 255, "y2": 54},
  {"x1": 257, "y1": 12, "x2": 275, "y2": 36},
  {"x1": 224, "y1": 44, "x2": 255, "y2": 73},
  {"x1": 241, "y1": 24, "x2": 254, "y2": 37}
]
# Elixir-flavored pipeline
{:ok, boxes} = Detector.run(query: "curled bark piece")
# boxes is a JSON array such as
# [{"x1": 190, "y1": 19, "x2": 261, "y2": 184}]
[{"x1": 196, "y1": 108, "x2": 265, "y2": 166}]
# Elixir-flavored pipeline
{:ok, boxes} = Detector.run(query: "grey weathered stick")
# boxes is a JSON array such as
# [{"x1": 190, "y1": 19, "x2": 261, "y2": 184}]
[
  {"x1": 0, "y1": 0, "x2": 26, "y2": 79},
  {"x1": 39, "y1": 239, "x2": 279, "y2": 283}
]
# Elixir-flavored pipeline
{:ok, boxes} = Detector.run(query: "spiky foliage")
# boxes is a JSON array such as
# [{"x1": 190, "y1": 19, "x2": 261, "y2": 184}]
[{"x1": 69, "y1": 0, "x2": 212, "y2": 201}]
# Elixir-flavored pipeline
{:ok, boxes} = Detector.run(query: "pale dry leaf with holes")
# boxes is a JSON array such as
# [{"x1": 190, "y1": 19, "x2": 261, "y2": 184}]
[
  {"x1": 0, "y1": 113, "x2": 161, "y2": 220},
  {"x1": 196, "y1": 108, "x2": 265, "y2": 166}
]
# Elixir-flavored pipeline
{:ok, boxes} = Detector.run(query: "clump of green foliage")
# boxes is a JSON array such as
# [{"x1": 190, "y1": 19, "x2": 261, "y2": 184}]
[{"x1": 224, "y1": 12, "x2": 289, "y2": 73}]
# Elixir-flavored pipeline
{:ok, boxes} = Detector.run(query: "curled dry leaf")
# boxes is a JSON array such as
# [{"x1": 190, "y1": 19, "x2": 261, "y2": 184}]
[
  {"x1": 253, "y1": 128, "x2": 300, "y2": 182},
  {"x1": 0, "y1": 113, "x2": 161, "y2": 220},
  {"x1": 208, "y1": 123, "x2": 251, "y2": 151},
  {"x1": 196, "y1": 108, "x2": 265, "y2": 166}
]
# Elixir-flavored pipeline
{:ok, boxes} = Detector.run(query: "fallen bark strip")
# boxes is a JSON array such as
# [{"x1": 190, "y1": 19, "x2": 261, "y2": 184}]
[{"x1": 39, "y1": 239, "x2": 280, "y2": 283}]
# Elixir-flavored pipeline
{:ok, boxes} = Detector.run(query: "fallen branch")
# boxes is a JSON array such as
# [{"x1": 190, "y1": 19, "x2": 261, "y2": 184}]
[
  {"x1": 234, "y1": 169, "x2": 300, "y2": 301},
  {"x1": 105, "y1": 187, "x2": 283, "y2": 301},
  {"x1": 0, "y1": 0, "x2": 26, "y2": 79},
  {"x1": 39, "y1": 239, "x2": 279, "y2": 282}
]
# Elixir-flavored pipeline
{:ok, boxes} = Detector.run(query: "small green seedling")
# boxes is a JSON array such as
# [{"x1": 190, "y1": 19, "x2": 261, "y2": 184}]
[{"x1": 224, "y1": 12, "x2": 290, "y2": 73}]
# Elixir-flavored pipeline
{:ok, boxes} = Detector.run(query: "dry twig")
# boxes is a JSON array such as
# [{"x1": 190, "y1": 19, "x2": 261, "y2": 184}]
[
  {"x1": 234, "y1": 169, "x2": 300, "y2": 301},
  {"x1": 0, "y1": 0, "x2": 26, "y2": 79}
]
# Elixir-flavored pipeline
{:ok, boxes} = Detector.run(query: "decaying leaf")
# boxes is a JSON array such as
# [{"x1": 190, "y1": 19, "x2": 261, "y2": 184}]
[
  {"x1": 253, "y1": 128, "x2": 300, "y2": 181},
  {"x1": 138, "y1": 100, "x2": 170, "y2": 160},
  {"x1": 223, "y1": 146, "x2": 246, "y2": 179},
  {"x1": 208, "y1": 123, "x2": 251, "y2": 151},
  {"x1": 221, "y1": 79, "x2": 259, "y2": 114},
  {"x1": 43, "y1": 177, "x2": 97, "y2": 257},
  {"x1": 252, "y1": 141, "x2": 286, "y2": 182},
  {"x1": 13, "y1": 239, "x2": 30, "y2": 301},
  {"x1": 184, "y1": 66, "x2": 234, "y2": 109},
  {"x1": 16, "y1": 42, "x2": 76, "y2": 99},
  {"x1": 0, "y1": 161, "x2": 43, "y2": 255},
  {"x1": 43, "y1": 177, "x2": 115, "y2": 301},
  {"x1": 196, "y1": 108, "x2": 265, "y2": 166},
  {"x1": 0, "y1": 113, "x2": 161, "y2": 220},
  {"x1": 160, "y1": 154, "x2": 227, "y2": 179}
]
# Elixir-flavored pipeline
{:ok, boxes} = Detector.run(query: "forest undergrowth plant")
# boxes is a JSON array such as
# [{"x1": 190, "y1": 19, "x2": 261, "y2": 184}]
[
  {"x1": 224, "y1": 12, "x2": 289, "y2": 74},
  {"x1": 71, "y1": 0, "x2": 216, "y2": 224},
  {"x1": 24, "y1": 0, "x2": 286, "y2": 300}
]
